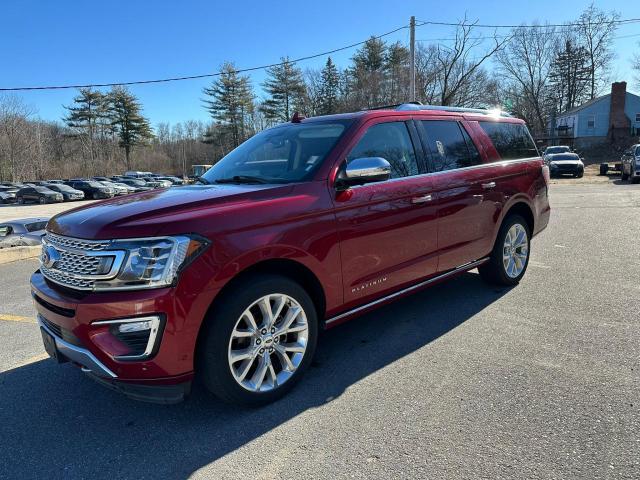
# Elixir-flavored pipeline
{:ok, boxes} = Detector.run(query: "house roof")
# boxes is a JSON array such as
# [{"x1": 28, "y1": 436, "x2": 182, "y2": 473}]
[
  {"x1": 559, "y1": 94, "x2": 609, "y2": 117},
  {"x1": 558, "y1": 89, "x2": 640, "y2": 117}
]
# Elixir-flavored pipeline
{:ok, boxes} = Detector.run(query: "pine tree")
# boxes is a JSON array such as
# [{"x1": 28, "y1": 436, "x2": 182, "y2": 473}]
[
  {"x1": 202, "y1": 62, "x2": 254, "y2": 147},
  {"x1": 260, "y1": 57, "x2": 307, "y2": 123},
  {"x1": 105, "y1": 87, "x2": 153, "y2": 169},
  {"x1": 348, "y1": 37, "x2": 387, "y2": 108},
  {"x1": 549, "y1": 39, "x2": 591, "y2": 112},
  {"x1": 63, "y1": 88, "x2": 108, "y2": 170},
  {"x1": 318, "y1": 57, "x2": 340, "y2": 115},
  {"x1": 385, "y1": 42, "x2": 410, "y2": 103}
]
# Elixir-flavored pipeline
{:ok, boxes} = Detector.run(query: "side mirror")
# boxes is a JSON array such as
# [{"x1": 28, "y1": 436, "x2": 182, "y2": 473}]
[{"x1": 337, "y1": 157, "x2": 391, "y2": 190}]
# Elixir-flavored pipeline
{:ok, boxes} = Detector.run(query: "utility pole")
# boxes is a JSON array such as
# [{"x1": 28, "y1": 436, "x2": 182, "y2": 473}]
[{"x1": 409, "y1": 16, "x2": 416, "y2": 103}]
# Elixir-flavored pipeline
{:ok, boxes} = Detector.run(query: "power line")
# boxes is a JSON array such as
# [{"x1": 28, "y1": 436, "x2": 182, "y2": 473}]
[
  {"x1": 0, "y1": 24, "x2": 410, "y2": 92},
  {"x1": 2, "y1": 16, "x2": 638, "y2": 92},
  {"x1": 416, "y1": 17, "x2": 640, "y2": 29},
  {"x1": 416, "y1": 32, "x2": 640, "y2": 43}
]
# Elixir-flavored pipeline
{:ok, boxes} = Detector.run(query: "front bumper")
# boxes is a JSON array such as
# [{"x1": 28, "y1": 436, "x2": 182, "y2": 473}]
[
  {"x1": 550, "y1": 164, "x2": 583, "y2": 175},
  {"x1": 30, "y1": 269, "x2": 217, "y2": 400}
]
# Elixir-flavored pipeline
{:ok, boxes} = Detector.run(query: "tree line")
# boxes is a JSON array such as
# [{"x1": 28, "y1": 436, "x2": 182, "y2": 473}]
[{"x1": 0, "y1": 3, "x2": 635, "y2": 181}]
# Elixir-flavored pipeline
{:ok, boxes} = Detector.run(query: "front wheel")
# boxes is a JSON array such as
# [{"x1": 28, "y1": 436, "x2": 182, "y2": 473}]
[
  {"x1": 479, "y1": 215, "x2": 531, "y2": 286},
  {"x1": 17, "y1": 197, "x2": 24, "y2": 205},
  {"x1": 622, "y1": 169, "x2": 629, "y2": 181},
  {"x1": 199, "y1": 274, "x2": 318, "y2": 406},
  {"x1": 39, "y1": 197, "x2": 46, "y2": 204}
]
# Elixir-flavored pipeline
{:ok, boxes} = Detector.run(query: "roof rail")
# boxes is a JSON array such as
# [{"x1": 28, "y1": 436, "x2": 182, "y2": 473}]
[
  {"x1": 395, "y1": 103, "x2": 512, "y2": 117},
  {"x1": 363, "y1": 101, "x2": 423, "y2": 111}
]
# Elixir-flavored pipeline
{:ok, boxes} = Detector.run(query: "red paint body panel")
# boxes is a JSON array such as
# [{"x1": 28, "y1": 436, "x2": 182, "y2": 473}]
[{"x1": 31, "y1": 108, "x2": 550, "y2": 388}]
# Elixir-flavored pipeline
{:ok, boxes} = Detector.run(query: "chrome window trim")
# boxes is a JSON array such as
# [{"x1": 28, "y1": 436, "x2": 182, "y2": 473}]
[{"x1": 340, "y1": 157, "x2": 540, "y2": 189}]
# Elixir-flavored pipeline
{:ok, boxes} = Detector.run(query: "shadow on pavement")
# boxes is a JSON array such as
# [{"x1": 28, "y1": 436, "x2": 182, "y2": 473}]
[{"x1": 0, "y1": 272, "x2": 511, "y2": 479}]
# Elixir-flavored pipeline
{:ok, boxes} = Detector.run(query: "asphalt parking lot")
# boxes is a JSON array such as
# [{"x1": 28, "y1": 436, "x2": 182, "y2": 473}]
[{"x1": 0, "y1": 181, "x2": 638, "y2": 479}]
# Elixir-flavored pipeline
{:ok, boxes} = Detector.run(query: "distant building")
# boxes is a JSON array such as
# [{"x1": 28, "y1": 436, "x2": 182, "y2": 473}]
[{"x1": 549, "y1": 82, "x2": 640, "y2": 148}]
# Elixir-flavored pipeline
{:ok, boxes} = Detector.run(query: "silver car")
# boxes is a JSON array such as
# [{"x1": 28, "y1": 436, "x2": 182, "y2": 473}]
[
  {"x1": 621, "y1": 144, "x2": 640, "y2": 184},
  {"x1": 0, "y1": 217, "x2": 49, "y2": 247}
]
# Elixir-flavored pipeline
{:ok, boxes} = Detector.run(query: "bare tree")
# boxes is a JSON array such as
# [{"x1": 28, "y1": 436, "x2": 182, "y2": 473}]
[
  {"x1": 0, "y1": 95, "x2": 37, "y2": 181},
  {"x1": 430, "y1": 18, "x2": 509, "y2": 106},
  {"x1": 632, "y1": 43, "x2": 640, "y2": 89},
  {"x1": 576, "y1": 3, "x2": 619, "y2": 99},
  {"x1": 496, "y1": 24, "x2": 557, "y2": 134}
]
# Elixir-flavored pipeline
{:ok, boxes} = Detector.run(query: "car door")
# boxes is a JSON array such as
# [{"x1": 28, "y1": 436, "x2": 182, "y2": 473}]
[
  {"x1": 417, "y1": 119, "x2": 501, "y2": 272},
  {"x1": 23, "y1": 188, "x2": 35, "y2": 203},
  {"x1": 333, "y1": 118, "x2": 438, "y2": 308}
]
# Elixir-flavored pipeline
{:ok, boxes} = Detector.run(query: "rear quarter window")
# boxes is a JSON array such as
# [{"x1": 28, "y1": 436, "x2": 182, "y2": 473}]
[{"x1": 479, "y1": 121, "x2": 538, "y2": 161}]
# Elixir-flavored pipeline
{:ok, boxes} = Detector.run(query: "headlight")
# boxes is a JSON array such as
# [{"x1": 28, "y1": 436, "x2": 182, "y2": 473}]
[{"x1": 93, "y1": 235, "x2": 209, "y2": 291}]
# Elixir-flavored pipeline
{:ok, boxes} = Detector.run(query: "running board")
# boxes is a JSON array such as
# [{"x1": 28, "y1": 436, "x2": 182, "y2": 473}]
[{"x1": 325, "y1": 258, "x2": 489, "y2": 326}]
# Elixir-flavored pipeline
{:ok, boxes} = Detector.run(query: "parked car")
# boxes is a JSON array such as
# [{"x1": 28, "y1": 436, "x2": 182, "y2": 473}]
[
  {"x1": 542, "y1": 145, "x2": 571, "y2": 160},
  {"x1": 141, "y1": 177, "x2": 172, "y2": 188},
  {"x1": 0, "y1": 217, "x2": 48, "y2": 247},
  {"x1": 95, "y1": 181, "x2": 130, "y2": 196},
  {"x1": 157, "y1": 175, "x2": 185, "y2": 185},
  {"x1": 620, "y1": 144, "x2": 640, "y2": 183},
  {"x1": 546, "y1": 152, "x2": 584, "y2": 178},
  {"x1": 40, "y1": 183, "x2": 85, "y2": 201},
  {"x1": 112, "y1": 177, "x2": 153, "y2": 192},
  {"x1": 0, "y1": 186, "x2": 18, "y2": 204},
  {"x1": 92, "y1": 177, "x2": 112, "y2": 182},
  {"x1": 16, "y1": 186, "x2": 64, "y2": 204},
  {"x1": 31, "y1": 104, "x2": 550, "y2": 405},
  {"x1": 124, "y1": 170, "x2": 153, "y2": 178},
  {"x1": 64, "y1": 180, "x2": 115, "y2": 199}
]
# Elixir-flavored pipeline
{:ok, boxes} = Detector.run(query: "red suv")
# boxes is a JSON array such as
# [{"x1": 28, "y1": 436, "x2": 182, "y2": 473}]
[{"x1": 31, "y1": 104, "x2": 550, "y2": 405}]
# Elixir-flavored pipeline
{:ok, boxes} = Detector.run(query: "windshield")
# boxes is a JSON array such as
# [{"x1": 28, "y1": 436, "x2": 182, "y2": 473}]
[
  {"x1": 635, "y1": 146, "x2": 640, "y2": 156},
  {"x1": 85, "y1": 181, "x2": 104, "y2": 188},
  {"x1": 202, "y1": 121, "x2": 351, "y2": 184},
  {"x1": 550, "y1": 153, "x2": 580, "y2": 160},
  {"x1": 546, "y1": 146, "x2": 570, "y2": 154},
  {"x1": 25, "y1": 221, "x2": 47, "y2": 232},
  {"x1": 34, "y1": 187, "x2": 53, "y2": 193}
]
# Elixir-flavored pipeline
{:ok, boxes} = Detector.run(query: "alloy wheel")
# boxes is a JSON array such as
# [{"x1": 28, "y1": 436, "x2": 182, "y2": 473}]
[
  {"x1": 227, "y1": 294, "x2": 309, "y2": 392},
  {"x1": 502, "y1": 223, "x2": 529, "y2": 278}
]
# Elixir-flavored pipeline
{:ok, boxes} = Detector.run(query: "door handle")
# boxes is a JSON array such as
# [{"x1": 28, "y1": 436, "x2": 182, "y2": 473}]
[
  {"x1": 411, "y1": 194, "x2": 433, "y2": 204},
  {"x1": 481, "y1": 182, "x2": 496, "y2": 189}
]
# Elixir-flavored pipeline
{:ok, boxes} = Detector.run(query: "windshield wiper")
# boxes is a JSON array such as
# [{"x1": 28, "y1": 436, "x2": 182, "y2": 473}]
[
  {"x1": 195, "y1": 176, "x2": 210, "y2": 185},
  {"x1": 214, "y1": 175, "x2": 271, "y2": 185}
]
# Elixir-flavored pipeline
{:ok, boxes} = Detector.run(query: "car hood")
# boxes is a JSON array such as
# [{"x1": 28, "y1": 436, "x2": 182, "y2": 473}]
[{"x1": 47, "y1": 183, "x2": 294, "y2": 239}]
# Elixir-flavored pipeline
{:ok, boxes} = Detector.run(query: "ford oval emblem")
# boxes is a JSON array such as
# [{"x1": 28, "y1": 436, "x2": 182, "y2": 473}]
[{"x1": 42, "y1": 245, "x2": 61, "y2": 269}]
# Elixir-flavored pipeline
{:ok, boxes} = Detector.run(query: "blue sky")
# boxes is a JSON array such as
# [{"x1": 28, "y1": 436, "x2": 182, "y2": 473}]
[{"x1": 2, "y1": 0, "x2": 638, "y2": 127}]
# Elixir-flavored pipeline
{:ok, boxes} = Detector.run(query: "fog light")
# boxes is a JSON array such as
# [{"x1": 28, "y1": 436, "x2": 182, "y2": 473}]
[
  {"x1": 118, "y1": 320, "x2": 153, "y2": 333},
  {"x1": 93, "y1": 315, "x2": 163, "y2": 360}
]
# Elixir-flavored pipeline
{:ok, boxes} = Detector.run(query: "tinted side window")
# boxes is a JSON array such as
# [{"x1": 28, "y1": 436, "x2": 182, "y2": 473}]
[
  {"x1": 347, "y1": 122, "x2": 419, "y2": 179},
  {"x1": 479, "y1": 121, "x2": 538, "y2": 160},
  {"x1": 0, "y1": 226, "x2": 10, "y2": 236},
  {"x1": 420, "y1": 121, "x2": 480, "y2": 172}
]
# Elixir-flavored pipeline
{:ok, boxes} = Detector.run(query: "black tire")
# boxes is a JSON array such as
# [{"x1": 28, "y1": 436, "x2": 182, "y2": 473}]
[
  {"x1": 622, "y1": 169, "x2": 629, "y2": 181},
  {"x1": 92, "y1": 192, "x2": 99, "y2": 199},
  {"x1": 479, "y1": 214, "x2": 531, "y2": 286},
  {"x1": 199, "y1": 274, "x2": 318, "y2": 406},
  {"x1": 576, "y1": 170, "x2": 584, "y2": 178},
  {"x1": 39, "y1": 197, "x2": 46, "y2": 204},
  {"x1": 17, "y1": 197, "x2": 24, "y2": 205}
]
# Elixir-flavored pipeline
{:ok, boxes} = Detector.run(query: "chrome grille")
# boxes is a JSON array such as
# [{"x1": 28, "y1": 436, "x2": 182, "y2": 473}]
[
  {"x1": 40, "y1": 233, "x2": 124, "y2": 291},
  {"x1": 41, "y1": 267, "x2": 95, "y2": 290},
  {"x1": 45, "y1": 232, "x2": 111, "y2": 252},
  {"x1": 55, "y1": 251, "x2": 103, "y2": 276}
]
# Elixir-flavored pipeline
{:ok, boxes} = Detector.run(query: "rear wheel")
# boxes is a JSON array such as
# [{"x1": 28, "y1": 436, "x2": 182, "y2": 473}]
[
  {"x1": 622, "y1": 168, "x2": 629, "y2": 181},
  {"x1": 199, "y1": 274, "x2": 318, "y2": 406},
  {"x1": 17, "y1": 197, "x2": 24, "y2": 205},
  {"x1": 39, "y1": 197, "x2": 46, "y2": 204},
  {"x1": 479, "y1": 214, "x2": 530, "y2": 286}
]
